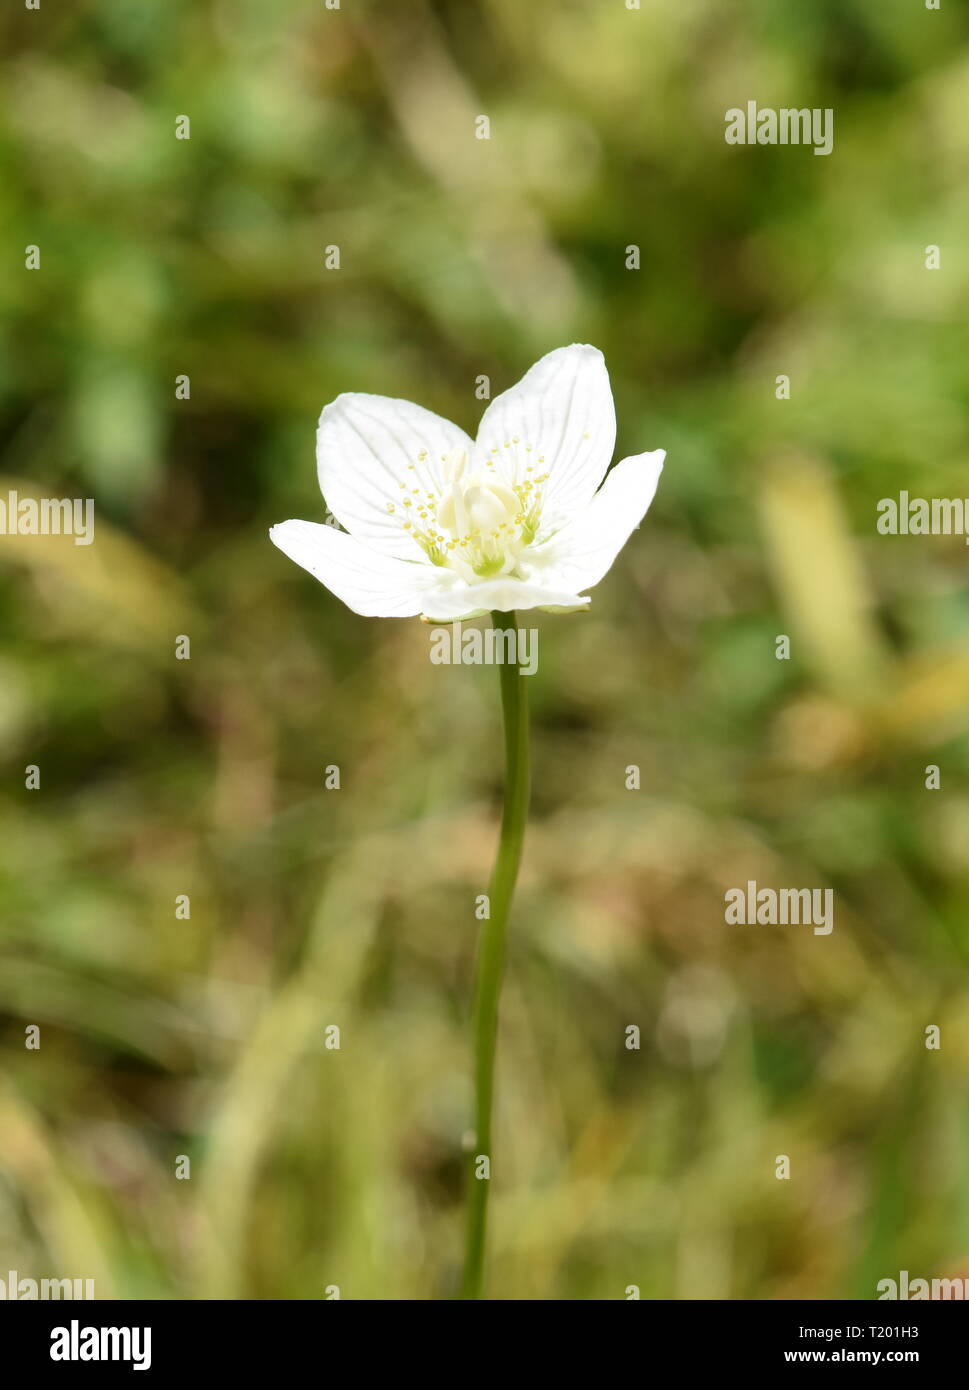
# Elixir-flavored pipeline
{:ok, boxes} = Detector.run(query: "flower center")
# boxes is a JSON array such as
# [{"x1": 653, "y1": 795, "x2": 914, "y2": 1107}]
[{"x1": 387, "y1": 447, "x2": 550, "y2": 580}]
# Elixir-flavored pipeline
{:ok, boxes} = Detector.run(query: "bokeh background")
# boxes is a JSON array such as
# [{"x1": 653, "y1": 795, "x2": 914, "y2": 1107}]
[{"x1": 2, "y1": 0, "x2": 969, "y2": 1301}]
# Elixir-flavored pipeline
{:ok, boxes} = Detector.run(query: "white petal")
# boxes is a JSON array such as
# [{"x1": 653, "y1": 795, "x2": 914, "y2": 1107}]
[
  {"x1": 472, "y1": 344, "x2": 616, "y2": 523},
  {"x1": 317, "y1": 394, "x2": 474, "y2": 558},
  {"x1": 419, "y1": 575, "x2": 589, "y2": 622},
  {"x1": 270, "y1": 520, "x2": 432, "y2": 617},
  {"x1": 537, "y1": 450, "x2": 665, "y2": 593}
]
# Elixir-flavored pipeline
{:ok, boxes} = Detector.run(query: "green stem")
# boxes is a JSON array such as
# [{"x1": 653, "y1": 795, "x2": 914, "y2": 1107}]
[{"x1": 460, "y1": 611, "x2": 531, "y2": 1300}]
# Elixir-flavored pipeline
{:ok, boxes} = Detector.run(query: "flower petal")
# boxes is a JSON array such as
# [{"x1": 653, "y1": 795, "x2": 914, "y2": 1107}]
[
  {"x1": 317, "y1": 394, "x2": 474, "y2": 558},
  {"x1": 536, "y1": 449, "x2": 665, "y2": 593},
  {"x1": 419, "y1": 575, "x2": 590, "y2": 622},
  {"x1": 270, "y1": 519, "x2": 432, "y2": 617},
  {"x1": 472, "y1": 344, "x2": 616, "y2": 524}
]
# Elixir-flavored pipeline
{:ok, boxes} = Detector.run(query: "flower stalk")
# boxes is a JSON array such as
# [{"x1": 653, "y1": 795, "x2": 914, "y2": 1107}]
[{"x1": 460, "y1": 611, "x2": 531, "y2": 1300}]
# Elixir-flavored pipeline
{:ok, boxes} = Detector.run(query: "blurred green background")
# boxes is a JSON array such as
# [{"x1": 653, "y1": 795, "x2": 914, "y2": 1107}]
[{"x1": 3, "y1": 0, "x2": 969, "y2": 1301}]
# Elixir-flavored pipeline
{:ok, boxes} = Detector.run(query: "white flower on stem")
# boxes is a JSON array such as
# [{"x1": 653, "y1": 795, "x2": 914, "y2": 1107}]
[{"x1": 270, "y1": 344, "x2": 664, "y2": 621}]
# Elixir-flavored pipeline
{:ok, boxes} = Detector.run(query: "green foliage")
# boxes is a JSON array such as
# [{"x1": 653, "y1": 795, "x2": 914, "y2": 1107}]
[{"x1": 2, "y1": 0, "x2": 969, "y2": 1299}]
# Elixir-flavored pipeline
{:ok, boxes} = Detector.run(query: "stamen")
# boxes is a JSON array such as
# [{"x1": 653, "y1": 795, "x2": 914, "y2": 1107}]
[{"x1": 388, "y1": 439, "x2": 553, "y2": 574}]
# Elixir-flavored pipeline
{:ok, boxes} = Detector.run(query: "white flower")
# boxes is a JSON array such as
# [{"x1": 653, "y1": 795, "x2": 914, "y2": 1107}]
[{"x1": 270, "y1": 344, "x2": 664, "y2": 621}]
